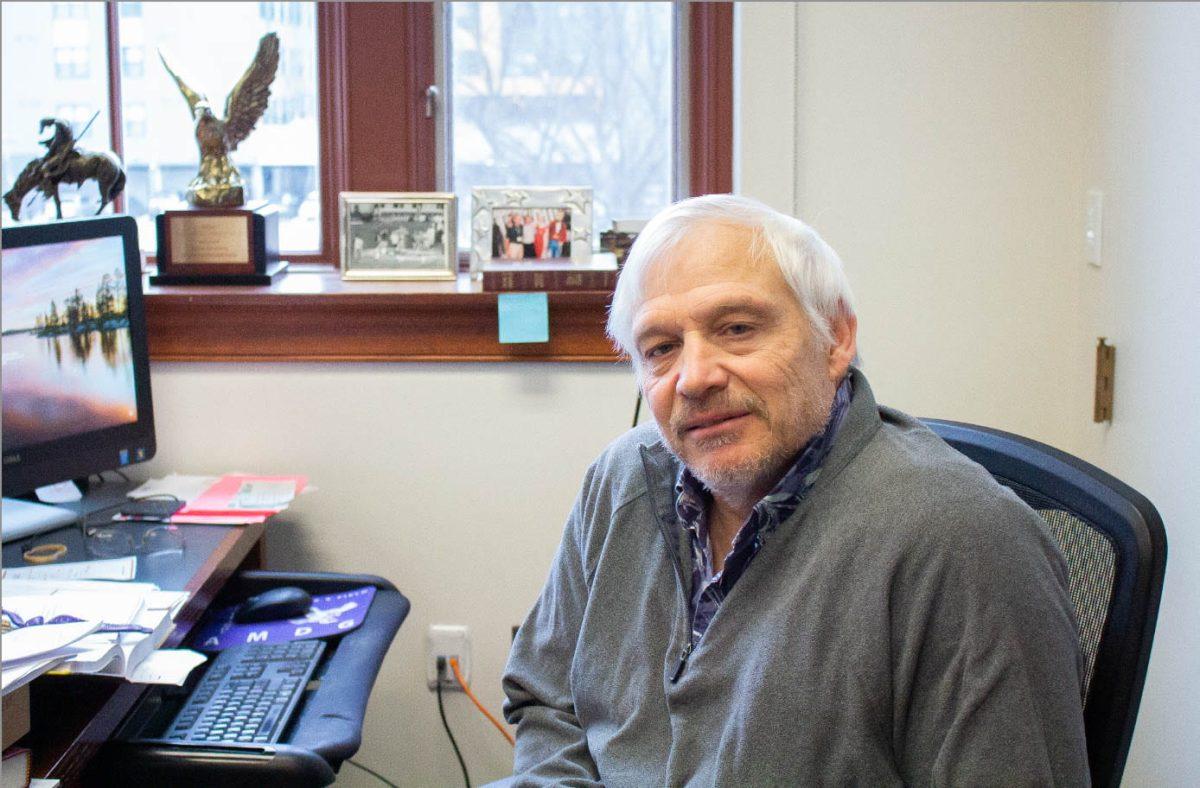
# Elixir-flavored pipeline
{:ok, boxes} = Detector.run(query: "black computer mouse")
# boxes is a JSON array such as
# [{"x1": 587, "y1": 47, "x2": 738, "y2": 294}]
[{"x1": 233, "y1": 586, "x2": 313, "y2": 624}]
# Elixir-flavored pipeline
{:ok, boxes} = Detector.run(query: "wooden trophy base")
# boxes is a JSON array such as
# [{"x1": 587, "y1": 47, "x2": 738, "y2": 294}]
[
  {"x1": 150, "y1": 260, "x2": 289, "y2": 286},
  {"x1": 154, "y1": 201, "x2": 281, "y2": 285}
]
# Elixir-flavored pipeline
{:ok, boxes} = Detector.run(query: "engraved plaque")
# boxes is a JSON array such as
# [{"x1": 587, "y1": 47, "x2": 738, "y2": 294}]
[{"x1": 168, "y1": 215, "x2": 251, "y2": 265}]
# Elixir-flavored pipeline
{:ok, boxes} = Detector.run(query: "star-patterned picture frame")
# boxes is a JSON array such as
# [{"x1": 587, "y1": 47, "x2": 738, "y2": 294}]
[{"x1": 470, "y1": 186, "x2": 593, "y2": 269}]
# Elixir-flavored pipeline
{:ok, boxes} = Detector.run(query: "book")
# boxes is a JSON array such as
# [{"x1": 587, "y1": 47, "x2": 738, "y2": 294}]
[
  {"x1": 2, "y1": 583, "x2": 187, "y2": 682},
  {"x1": 482, "y1": 255, "x2": 620, "y2": 292},
  {"x1": 1, "y1": 747, "x2": 31, "y2": 788},
  {"x1": 610, "y1": 218, "x2": 648, "y2": 233},
  {"x1": 1, "y1": 686, "x2": 30, "y2": 750}
]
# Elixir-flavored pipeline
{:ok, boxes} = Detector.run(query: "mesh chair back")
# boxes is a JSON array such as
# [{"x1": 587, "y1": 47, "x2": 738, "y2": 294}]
[
  {"x1": 1037, "y1": 508, "x2": 1116, "y2": 699},
  {"x1": 924, "y1": 419, "x2": 1166, "y2": 788}
]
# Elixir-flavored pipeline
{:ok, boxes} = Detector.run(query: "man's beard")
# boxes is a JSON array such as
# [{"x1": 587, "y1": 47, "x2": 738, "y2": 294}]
[{"x1": 664, "y1": 354, "x2": 837, "y2": 502}]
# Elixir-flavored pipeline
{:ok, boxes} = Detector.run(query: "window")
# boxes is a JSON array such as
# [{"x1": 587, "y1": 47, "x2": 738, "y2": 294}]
[
  {"x1": 116, "y1": 2, "x2": 320, "y2": 253},
  {"x1": 124, "y1": 103, "x2": 147, "y2": 143},
  {"x1": 121, "y1": 46, "x2": 145, "y2": 79},
  {"x1": 54, "y1": 104, "x2": 94, "y2": 127},
  {"x1": 2, "y1": 2, "x2": 732, "y2": 367},
  {"x1": 2, "y1": 2, "x2": 110, "y2": 225},
  {"x1": 3, "y1": 2, "x2": 730, "y2": 361},
  {"x1": 447, "y1": 2, "x2": 677, "y2": 248},
  {"x1": 52, "y1": 3, "x2": 88, "y2": 20},
  {"x1": 54, "y1": 47, "x2": 91, "y2": 79}
]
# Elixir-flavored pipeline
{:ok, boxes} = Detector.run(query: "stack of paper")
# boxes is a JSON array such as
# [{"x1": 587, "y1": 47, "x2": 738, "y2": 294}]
[
  {"x1": 128, "y1": 473, "x2": 308, "y2": 525},
  {"x1": 2, "y1": 620, "x2": 98, "y2": 694},
  {"x1": 2, "y1": 561, "x2": 206, "y2": 691},
  {"x1": 1, "y1": 556, "x2": 136, "y2": 582}
]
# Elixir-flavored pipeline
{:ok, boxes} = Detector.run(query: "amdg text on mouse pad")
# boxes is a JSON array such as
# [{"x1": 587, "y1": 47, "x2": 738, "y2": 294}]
[{"x1": 193, "y1": 586, "x2": 376, "y2": 651}]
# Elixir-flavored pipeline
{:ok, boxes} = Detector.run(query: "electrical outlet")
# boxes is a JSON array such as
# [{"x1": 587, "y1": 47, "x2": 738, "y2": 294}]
[{"x1": 426, "y1": 624, "x2": 470, "y2": 691}]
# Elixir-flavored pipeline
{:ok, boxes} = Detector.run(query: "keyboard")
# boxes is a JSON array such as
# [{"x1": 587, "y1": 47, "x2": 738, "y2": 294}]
[{"x1": 165, "y1": 639, "x2": 326, "y2": 745}]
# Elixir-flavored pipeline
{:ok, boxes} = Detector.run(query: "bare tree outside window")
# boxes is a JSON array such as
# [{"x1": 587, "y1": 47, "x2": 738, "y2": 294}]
[{"x1": 449, "y1": 2, "x2": 675, "y2": 249}]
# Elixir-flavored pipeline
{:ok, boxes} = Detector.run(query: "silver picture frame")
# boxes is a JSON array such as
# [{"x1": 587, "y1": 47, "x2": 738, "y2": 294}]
[
  {"x1": 340, "y1": 192, "x2": 457, "y2": 281},
  {"x1": 470, "y1": 186, "x2": 593, "y2": 269}
]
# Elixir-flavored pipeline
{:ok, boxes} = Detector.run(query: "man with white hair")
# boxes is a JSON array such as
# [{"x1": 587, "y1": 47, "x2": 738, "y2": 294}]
[{"x1": 502, "y1": 195, "x2": 1088, "y2": 785}]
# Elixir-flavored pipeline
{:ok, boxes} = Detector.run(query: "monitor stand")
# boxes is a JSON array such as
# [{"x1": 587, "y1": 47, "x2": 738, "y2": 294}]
[{"x1": 2, "y1": 497, "x2": 79, "y2": 542}]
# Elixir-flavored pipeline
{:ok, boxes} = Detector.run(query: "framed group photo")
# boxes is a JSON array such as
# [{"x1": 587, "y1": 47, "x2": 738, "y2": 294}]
[
  {"x1": 340, "y1": 192, "x2": 457, "y2": 280},
  {"x1": 470, "y1": 187, "x2": 593, "y2": 267}
]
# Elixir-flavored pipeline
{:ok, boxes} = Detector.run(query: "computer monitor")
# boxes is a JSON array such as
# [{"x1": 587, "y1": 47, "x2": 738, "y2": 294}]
[{"x1": 2, "y1": 216, "x2": 155, "y2": 528}]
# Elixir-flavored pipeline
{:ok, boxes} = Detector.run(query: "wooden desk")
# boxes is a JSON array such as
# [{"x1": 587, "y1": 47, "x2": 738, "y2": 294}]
[{"x1": 2, "y1": 503, "x2": 264, "y2": 786}]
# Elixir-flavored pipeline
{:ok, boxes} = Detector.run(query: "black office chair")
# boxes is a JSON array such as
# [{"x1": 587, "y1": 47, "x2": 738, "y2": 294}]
[{"x1": 924, "y1": 419, "x2": 1167, "y2": 787}]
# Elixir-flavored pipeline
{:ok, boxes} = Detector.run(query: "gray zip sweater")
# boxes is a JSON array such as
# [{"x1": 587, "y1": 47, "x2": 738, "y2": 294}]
[{"x1": 502, "y1": 371, "x2": 1089, "y2": 786}]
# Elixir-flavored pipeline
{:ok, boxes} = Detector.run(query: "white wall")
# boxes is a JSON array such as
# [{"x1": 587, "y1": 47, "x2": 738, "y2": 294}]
[
  {"x1": 738, "y1": 1, "x2": 1100, "y2": 455},
  {"x1": 1082, "y1": 4, "x2": 1200, "y2": 784},
  {"x1": 132, "y1": 3, "x2": 1197, "y2": 784}
]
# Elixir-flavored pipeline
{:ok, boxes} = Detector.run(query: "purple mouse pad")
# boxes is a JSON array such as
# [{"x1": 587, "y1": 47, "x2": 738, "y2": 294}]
[{"x1": 193, "y1": 586, "x2": 376, "y2": 652}]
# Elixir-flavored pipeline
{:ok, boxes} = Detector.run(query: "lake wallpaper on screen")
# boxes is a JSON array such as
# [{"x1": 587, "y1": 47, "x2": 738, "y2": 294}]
[{"x1": 2, "y1": 236, "x2": 138, "y2": 450}]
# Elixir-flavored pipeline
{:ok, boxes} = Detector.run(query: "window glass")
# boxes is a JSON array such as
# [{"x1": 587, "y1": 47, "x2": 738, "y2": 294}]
[
  {"x1": 117, "y1": 1, "x2": 319, "y2": 252},
  {"x1": 448, "y1": 2, "x2": 675, "y2": 250},
  {"x1": 2, "y1": 2, "x2": 111, "y2": 226}
]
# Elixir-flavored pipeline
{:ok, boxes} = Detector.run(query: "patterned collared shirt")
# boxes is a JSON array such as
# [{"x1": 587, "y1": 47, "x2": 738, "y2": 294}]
[{"x1": 674, "y1": 375, "x2": 853, "y2": 645}]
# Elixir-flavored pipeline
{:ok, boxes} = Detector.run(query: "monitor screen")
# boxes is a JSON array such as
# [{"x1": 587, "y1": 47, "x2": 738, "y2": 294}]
[{"x1": 2, "y1": 216, "x2": 155, "y2": 497}]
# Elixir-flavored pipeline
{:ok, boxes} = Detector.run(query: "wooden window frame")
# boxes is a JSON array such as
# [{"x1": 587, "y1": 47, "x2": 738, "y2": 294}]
[{"x1": 112, "y1": 2, "x2": 733, "y2": 362}]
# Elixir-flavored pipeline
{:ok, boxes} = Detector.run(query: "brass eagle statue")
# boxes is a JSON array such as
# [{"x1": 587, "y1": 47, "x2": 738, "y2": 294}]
[{"x1": 158, "y1": 32, "x2": 280, "y2": 208}]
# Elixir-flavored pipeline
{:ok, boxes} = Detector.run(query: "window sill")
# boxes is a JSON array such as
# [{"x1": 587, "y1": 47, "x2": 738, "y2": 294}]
[{"x1": 143, "y1": 267, "x2": 621, "y2": 363}]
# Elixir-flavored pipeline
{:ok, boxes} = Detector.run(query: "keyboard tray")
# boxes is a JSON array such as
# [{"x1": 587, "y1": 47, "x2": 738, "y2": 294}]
[{"x1": 90, "y1": 571, "x2": 410, "y2": 788}]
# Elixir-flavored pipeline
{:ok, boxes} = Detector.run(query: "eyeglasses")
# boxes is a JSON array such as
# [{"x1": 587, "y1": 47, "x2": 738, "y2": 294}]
[{"x1": 84, "y1": 523, "x2": 184, "y2": 560}]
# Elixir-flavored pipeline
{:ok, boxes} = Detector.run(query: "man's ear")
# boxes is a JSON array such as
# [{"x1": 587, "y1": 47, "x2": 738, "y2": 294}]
[{"x1": 826, "y1": 309, "x2": 858, "y2": 381}]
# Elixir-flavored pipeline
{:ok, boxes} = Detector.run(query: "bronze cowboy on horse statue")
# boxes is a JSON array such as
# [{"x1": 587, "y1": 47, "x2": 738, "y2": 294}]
[{"x1": 3, "y1": 116, "x2": 126, "y2": 221}]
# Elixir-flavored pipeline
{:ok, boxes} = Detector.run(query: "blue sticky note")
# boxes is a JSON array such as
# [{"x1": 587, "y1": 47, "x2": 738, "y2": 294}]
[{"x1": 497, "y1": 293, "x2": 550, "y2": 344}]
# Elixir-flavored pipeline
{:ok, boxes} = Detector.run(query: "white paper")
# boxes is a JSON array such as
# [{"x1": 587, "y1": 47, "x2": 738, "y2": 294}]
[
  {"x1": 2, "y1": 655, "x2": 68, "y2": 694},
  {"x1": 3, "y1": 584, "x2": 189, "y2": 675},
  {"x1": 128, "y1": 473, "x2": 219, "y2": 502},
  {"x1": 229, "y1": 480, "x2": 297, "y2": 509},
  {"x1": 49, "y1": 640, "x2": 122, "y2": 674},
  {"x1": 94, "y1": 602, "x2": 176, "y2": 678},
  {"x1": 1, "y1": 556, "x2": 137, "y2": 582},
  {"x1": 1, "y1": 579, "x2": 160, "y2": 597},
  {"x1": 126, "y1": 649, "x2": 208, "y2": 685},
  {"x1": 3, "y1": 593, "x2": 144, "y2": 628},
  {"x1": 35, "y1": 479, "x2": 83, "y2": 503},
  {"x1": 148, "y1": 590, "x2": 192, "y2": 619},
  {"x1": 1, "y1": 621, "x2": 100, "y2": 664}
]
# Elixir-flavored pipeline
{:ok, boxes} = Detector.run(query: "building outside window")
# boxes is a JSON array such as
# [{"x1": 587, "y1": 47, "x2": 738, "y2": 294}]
[
  {"x1": 121, "y1": 46, "x2": 145, "y2": 79},
  {"x1": 446, "y1": 1, "x2": 677, "y2": 249},
  {"x1": 53, "y1": 46, "x2": 91, "y2": 80},
  {"x1": 124, "y1": 103, "x2": 148, "y2": 144}
]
